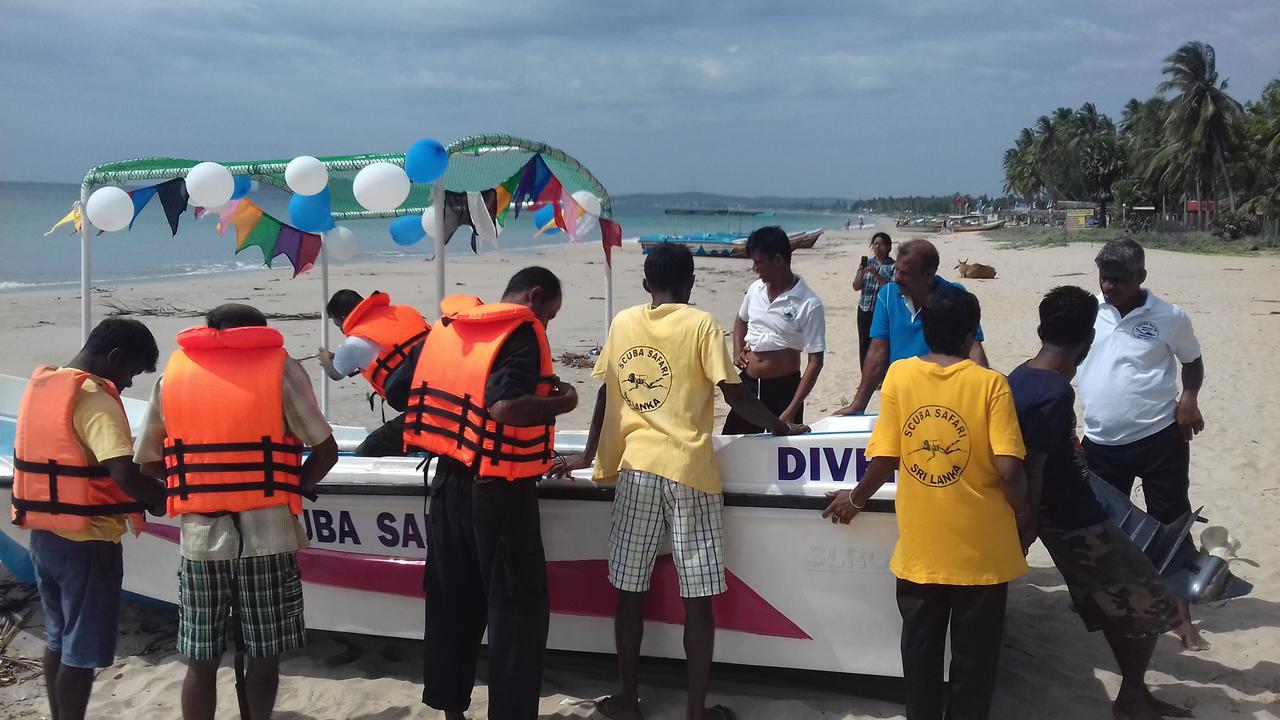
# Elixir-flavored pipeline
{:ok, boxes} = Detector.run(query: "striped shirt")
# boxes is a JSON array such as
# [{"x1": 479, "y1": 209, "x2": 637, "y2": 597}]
[
  {"x1": 857, "y1": 259, "x2": 895, "y2": 312},
  {"x1": 134, "y1": 358, "x2": 333, "y2": 561}
]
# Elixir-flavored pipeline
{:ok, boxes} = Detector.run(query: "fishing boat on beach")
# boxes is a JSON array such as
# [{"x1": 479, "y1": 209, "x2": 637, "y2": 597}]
[
  {"x1": 948, "y1": 215, "x2": 1007, "y2": 232},
  {"x1": 638, "y1": 229, "x2": 824, "y2": 258}
]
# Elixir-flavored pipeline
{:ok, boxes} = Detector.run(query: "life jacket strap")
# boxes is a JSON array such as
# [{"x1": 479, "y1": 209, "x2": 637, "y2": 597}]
[
  {"x1": 370, "y1": 329, "x2": 429, "y2": 387},
  {"x1": 165, "y1": 437, "x2": 303, "y2": 502}
]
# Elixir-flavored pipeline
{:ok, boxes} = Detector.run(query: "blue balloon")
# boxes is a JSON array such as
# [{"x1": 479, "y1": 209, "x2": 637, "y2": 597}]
[
  {"x1": 390, "y1": 214, "x2": 426, "y2": 246},
  {"x1": 289, "y1": 187, "x2": 335, "y2": 233},
  {"x1": 405, "y1": 139, "x2": 448, "y2": 183},
  {"x1": 533, "y1": 203, "x2": 555, "y2": 228},
  {"x1": 230, "y1": 175, "x2": 253, "y2": 199}
]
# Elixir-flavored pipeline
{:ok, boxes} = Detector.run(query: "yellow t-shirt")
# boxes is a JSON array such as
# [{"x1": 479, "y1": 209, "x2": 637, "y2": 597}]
[
  {"x1": 55, "y1": 374, "x2": 137, "y2": 543},
  {"x1": 866, "y1": 357, "x2": 1028, "y2": 585},
  {"x1": 591, "y1": 303, "x2": 740, "y2": 494}
]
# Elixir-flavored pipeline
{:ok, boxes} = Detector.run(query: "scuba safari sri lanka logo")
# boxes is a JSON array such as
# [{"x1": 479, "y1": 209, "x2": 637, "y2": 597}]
[
  {"x1": 1133, "y1": 320, "x2": 1160, "y2": 341},
  {"x1": 902, "y1": 405, "x2": 971, "y2": 487},
  {"x1": 617, "y1": 345, "x2": 671, "y2": 413}
]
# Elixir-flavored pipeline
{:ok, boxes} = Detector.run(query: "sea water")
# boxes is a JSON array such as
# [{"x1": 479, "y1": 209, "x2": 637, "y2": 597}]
[{"x1": 0, "y1": 180, "x2": 856, "y2": 291}]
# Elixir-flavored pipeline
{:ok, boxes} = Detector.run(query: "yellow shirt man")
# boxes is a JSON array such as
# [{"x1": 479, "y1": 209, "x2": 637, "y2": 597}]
[
  {"x1": 867, "y1": 357, "x2": 1028, "y2": 585},
  {"x1": 57, "y1": 373, "x2": 138, "y2": 543},
  {"x1": 591, "y1": 303, "x2": 740, "y2": 493}
]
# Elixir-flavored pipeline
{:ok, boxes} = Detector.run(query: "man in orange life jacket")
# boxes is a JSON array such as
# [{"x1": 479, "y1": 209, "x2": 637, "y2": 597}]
[
  {"x1": 318, "y1": 289, "x2": 429, "y2": 457},
  {"x1": 403, "y1": 266, "x2": 578, "y2": 720},
  {"x1": 12, "y1": 318, "x2": 167, "y2": 720},
  {"x1": 135, "y1": 304, "x2": 338, "y2": 720}
]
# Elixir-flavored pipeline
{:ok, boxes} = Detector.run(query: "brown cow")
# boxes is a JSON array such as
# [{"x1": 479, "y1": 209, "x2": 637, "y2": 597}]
[{"x1": 955, "y1": 259, "x2": 997, "y2": 279}]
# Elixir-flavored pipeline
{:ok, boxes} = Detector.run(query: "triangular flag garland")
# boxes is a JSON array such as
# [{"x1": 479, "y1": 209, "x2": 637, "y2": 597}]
[{"x1": 48, "y1": 152, "x2": 622, "y2": 271}]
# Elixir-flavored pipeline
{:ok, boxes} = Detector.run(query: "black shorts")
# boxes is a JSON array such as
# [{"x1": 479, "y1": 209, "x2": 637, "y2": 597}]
[
  {"x1": 721, "y1": 370, "x2": 801, "y2": 434},
  {"x1": 1083, "y1": 422, "x2": 1190, "y2": 524}
]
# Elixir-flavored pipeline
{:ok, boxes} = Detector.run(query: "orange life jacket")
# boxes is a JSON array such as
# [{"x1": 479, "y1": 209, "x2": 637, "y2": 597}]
[
  {"x1": 161, "y1": 326, "x2": 304, "y2": 516},
  {"x1": 340, "y1": 291, "x2": 430, "y2": 399},
  {"x1": 403, "y1": 295, "x2": 557, "y2": 480},
  {"x1": 10, "y1": 366, "x2": 146, "y2": 533}
]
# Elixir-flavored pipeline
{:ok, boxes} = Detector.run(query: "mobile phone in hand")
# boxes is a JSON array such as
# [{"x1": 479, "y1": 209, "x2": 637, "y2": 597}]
[{"x1": 859, "y1": 255, "x2": 868, "y2": 267}]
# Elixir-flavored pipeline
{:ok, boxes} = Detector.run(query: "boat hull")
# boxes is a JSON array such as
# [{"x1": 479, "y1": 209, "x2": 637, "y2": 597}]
[{"x1": 1, "y1": 407, "x2": 906, "y2": 677}]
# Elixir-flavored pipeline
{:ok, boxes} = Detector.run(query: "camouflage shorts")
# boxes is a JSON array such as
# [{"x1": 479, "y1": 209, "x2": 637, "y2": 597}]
[{"x1": 1039, "y1": 520, "x2": 1179, "y2": 638}]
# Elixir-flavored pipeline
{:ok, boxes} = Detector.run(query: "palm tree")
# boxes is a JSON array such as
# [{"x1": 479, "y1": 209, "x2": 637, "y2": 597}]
[{"x1": 1157, "y1": 41, "x2": 1245, "y2": 214}]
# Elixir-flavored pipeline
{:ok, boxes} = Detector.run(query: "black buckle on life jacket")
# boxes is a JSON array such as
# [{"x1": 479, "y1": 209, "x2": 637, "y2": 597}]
[
  {"x1": 370, "y1": 330, "x2": 429, "y2": 387},
  {"x1": 163, "y1": 437, "x2": 302, "y2": 500}
]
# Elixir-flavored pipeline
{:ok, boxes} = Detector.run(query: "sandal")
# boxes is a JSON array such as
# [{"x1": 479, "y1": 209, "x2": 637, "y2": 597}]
[{"x1": 596, "y1": 695, "x2": 644, "y2": 720}]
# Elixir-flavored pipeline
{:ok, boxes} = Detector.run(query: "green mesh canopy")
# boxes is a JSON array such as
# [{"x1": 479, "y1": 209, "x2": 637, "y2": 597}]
[{"x1": 81, "y1": 134, "x2": 614, "y2": 220}]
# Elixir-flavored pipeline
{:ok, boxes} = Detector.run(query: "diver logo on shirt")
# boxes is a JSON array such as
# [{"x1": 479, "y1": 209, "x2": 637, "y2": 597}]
[
  {"x1": 1132, "y1": 321, "x2": 1159, "y2": 342},
  {"x1": 902, "y1": 404, "x2": 971, "y2": 487},
  {"x1": 617, "y1": 345, "x2": 671, "y2": 413}
]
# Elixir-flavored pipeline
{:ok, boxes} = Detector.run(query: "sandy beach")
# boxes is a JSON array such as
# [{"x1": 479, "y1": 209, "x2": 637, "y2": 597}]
[{"x1": 2, "y1": 226, "x2": 1278, "y2": 718}]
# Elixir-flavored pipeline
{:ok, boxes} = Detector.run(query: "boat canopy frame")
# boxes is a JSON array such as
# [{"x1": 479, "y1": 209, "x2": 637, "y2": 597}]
[{"x1": 75, "y1": 134, "x2": 618, "y2": 416}]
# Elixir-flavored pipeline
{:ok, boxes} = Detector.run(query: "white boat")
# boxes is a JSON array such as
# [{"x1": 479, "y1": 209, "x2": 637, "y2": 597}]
[{"x1": 0, "y1": 373, "x2": 907, "y2": 678}]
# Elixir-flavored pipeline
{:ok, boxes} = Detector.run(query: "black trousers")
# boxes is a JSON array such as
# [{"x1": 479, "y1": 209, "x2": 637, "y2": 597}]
[
  {"x1": 422, "y1": 458, "x2": 549, "y2": 719},
  {"x1": 896, "y1": 579, "x2": 1008, "y2": 720},
  {"x1": 721, "y1": 370, "x2": 802, "y2": 434},
  {"x1": 1083, "y1": 421, "x2": 1191, "y2": 524},
  {"x1": 857, "y1": 306, "x2": 875, "y2": 369},
  {"x1": 353, "y1": 413, "x2": 407, "y2": 457}
]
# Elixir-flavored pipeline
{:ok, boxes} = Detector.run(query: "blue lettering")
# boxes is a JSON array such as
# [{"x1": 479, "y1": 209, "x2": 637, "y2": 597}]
[
  {"x1": 778, "y1": 447, "x2": 805, "y2": 481},
  {"x1": 856, "y1": 448, "x2": 872, "y2": 479},
  {"x1": 809, "y1": 447, "x2": 820, "y2": 482},
  {"x1": 823, "y1": 447, "x2": 854, "y2": 482},
  {"x1": 337, "y1": 511, "x2": 360, "y2": 545},
  {"x1": 376, "y1": 512, "x2": 399, "y2": 548},
  {"x1": 302, "y1": 509, "x2": 313, "y2": 540},
  {"x1": 312, "y1": 509, "x2": 336, "y2": 543},
  {"x1": 402, "y1": 513, "x2": 425, "y2": 549}
]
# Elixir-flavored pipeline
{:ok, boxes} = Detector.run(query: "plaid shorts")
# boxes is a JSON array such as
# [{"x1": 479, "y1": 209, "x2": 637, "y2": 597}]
[
  {"x1": 1040, "y1": 520, "x2": 1180, "y2": 638},
  {"x1": 609, "y1": 470, "x2": 726, "y2": 598},
  {"x1": 177, "y1": 552, "x2": 306, "y2": 660}
]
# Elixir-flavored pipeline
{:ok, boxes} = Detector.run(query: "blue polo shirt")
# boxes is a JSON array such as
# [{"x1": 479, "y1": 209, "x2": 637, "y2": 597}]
[{"x1": 870, "y1": 277, "x2": 984, "y2": 363}]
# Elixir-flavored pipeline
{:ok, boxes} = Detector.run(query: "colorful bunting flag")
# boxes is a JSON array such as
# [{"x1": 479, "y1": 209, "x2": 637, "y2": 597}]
[
  {"x1": 237, "y1": 212, "x2": 283, "y2": 266},
  {"x1": 127, "y1": 187, "x2": 158, "y2": 230},
  {"x1": 273, "y1": 226, "x2": 322, "y2": 277},
  {"x1": 561, "y1": 187, "x2": 580, "y2": 242},
  {"x1": 600, "y1": 218, "x2": 623, "y2": 266},
  {"x1": 511, "y1": 154, "x2": 552, "y2": 218},
  {"x1": 493, "y1": 168, "x2": 521, "y2": 226},
  {"x1": 154, "y1": 178, "x2": 189, "y2": 236},
  {"x1": 466, "y1": 191, "x2": 499, "y2": 250},
  {"x1": 45, "y1": 205, "x2": 83, "y2": 236}
]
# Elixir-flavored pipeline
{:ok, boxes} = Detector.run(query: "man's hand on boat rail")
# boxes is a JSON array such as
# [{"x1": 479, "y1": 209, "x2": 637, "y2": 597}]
[
  {"x1": 546, "y1": 452, "x2": 591, "y2": 481},
  {"x1": 822, "y1": 490, "x2": 862, "y2": 525}
]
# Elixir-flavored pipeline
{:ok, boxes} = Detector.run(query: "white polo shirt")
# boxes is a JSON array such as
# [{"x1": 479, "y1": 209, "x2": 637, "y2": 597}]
[
  {"x1": 1077, "y1": 290, "x2": 1201, "y2": 445},
  {"x1": 738, "y1": 275, "x2": 826, "y2": 353}
]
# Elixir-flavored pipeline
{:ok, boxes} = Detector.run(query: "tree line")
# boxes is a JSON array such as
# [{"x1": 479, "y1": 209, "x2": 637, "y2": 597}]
[{"x1": 1002, "y1": 41, "x2": 1280, "y2": 237}]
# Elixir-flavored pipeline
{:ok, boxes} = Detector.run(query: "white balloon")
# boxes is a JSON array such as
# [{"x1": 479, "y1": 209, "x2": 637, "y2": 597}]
[
  {"x1": 85, "y1": 187, "x2": 134, "y2": 232},
  {"x1": 572, "y1": 190, "x2": 602, "y2": 217},
  {"x1": 420, "y1": 211, "x2": 441, "y2": 240},
  {"x1": 324, "y1": 225, "x2": 359, "y2": 261},
  {"x1": 185, "y1": 162, "x2": 235, "y2": 208},
  {"x1": 353, "y1": 162, "x2": 410, "y2": 213},
  {"x1": 285, "y1": 156, "x2": 328, "y2": 196}
]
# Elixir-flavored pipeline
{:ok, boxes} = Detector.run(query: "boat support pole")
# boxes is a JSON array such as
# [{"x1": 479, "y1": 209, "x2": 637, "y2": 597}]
[
  {"x1": 319, "y1": 242, "x2": 331, "y2": 418},
  {"x1": 79, "y1": 185, "x2": 92, "y2": 343},
  {"x1": 604, "y1": 253, "x2": 614, "y2": 346},
  {"x1": 433, "y1": 181, "x2": 447, "y2": 315}
]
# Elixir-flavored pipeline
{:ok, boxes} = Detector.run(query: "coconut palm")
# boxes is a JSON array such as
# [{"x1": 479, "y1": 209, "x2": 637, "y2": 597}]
[{"x1": 1157, "y1": 41, "x2": 1245, "y2": 212}]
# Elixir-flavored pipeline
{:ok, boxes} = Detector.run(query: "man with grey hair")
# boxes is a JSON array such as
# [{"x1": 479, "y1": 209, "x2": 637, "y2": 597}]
[{"x1": 1076, "y1": 237, "x2": 1208, "y2": 651}]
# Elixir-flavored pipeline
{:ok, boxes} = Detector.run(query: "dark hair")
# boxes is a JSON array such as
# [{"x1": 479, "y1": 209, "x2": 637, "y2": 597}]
[
  {"x1": 207, "y1": 303, "x2": 268, "y2": 330},
  {"x1": 83, "y1": 318, "x2": 159, "y2": 372},
  {"x1": 898, "y1": 238, "x2": 940, "y2": 273},
  {"x1": 503, "y1": 266, "x2": 562, "y2": 302},
  {"x1": 326, "y1": 289, "x2": 363, "y2": 321},
  {"x1": 644, "y1": 242, "x2": 695, "y2": 292},
  {"x1": 921, "y1": 284, "x2": 981, "y2": 356},
  {"x1": 870, "y1": 232, "x2": 892, "y2": 248},
  {"x1": 1038, "y1": 286, "x2": 1098, "y2": 347},
  {"x1": 745, "y1": 226, "x2": 792, "y2": 262},
  {"x1": 1095, "y1": 237, "x2": 1145, "y2": 275}
]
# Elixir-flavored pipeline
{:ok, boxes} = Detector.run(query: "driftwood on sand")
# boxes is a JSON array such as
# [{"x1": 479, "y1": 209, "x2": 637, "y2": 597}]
[{"x1": 104, "y1": 300, "x2": 319, "y2": 322}]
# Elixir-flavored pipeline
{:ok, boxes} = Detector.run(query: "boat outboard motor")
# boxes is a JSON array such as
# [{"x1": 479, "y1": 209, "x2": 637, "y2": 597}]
[{"x1": 1087, "y1": 473, "x2": 1253, "y2": 603}]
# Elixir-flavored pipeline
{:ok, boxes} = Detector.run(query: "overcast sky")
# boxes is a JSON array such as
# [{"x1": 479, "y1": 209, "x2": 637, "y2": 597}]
[{"x1": 2, "y1": 1, "x2": 1277, "y2": 198}]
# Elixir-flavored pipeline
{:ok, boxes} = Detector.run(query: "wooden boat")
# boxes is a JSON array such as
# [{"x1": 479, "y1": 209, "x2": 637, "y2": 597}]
[
  {"x1": 788, "y1": 229, "x2": 824, "y2": 250},
  {"x1": 638, "y1": 233, "x2": 748, "y2": 258},
  {"x1": 950, "y1": 219, "x2": 1006, "y2": 233}
]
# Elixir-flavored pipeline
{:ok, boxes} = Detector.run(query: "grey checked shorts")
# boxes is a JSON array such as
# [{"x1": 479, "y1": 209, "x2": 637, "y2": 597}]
[
  {"x1": 177, "y1": 552, "x2": 306, "y2": 660},
  {"x1": 608, "y1": 469, "x2": 727, "y2": 598}
]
